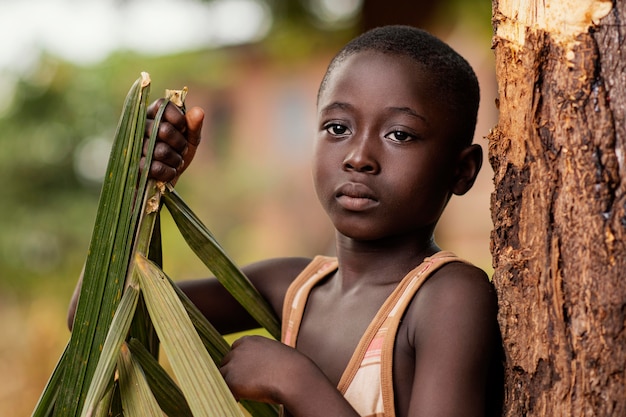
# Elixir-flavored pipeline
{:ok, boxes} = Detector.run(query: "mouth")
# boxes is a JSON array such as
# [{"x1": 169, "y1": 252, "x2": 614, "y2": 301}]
[{"x1": 335, "y1": 183, "x2": 379, "y2": 211}]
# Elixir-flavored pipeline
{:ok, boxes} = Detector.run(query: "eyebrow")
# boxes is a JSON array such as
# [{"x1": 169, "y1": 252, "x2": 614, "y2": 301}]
[
  {"x1": 320, "y1": 102, "x2": 427, "y2": 123},
  {"x1": 386, "y1": 106, "x2": 427, "y2": 123},
  {"x1": 319, "y1": 101, "x2": 353, "y2": 114}
]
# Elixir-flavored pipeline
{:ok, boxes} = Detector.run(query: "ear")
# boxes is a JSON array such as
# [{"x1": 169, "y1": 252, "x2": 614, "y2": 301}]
[{"x1": 451, "y1": 144, "x2": 482, "y2": 195}]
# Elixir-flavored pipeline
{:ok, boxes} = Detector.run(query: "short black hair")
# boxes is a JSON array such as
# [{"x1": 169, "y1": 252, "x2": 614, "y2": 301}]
[{"x1": 318, "y1": 25, "x2": 480, "y2": 147}]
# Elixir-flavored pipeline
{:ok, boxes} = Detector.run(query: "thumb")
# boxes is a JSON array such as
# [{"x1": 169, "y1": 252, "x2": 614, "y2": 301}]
[
  {"x1": 172, "y1": 106, "x2": 204, "y2": 185},
  {"x1": 186, "y1": 106, "x2": 204, "y2": 147}
]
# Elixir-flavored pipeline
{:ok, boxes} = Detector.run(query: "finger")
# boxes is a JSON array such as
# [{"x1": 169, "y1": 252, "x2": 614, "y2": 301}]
[
  {"x1": 152, "y1": 142, "x2": 183, "y2": 168},
  {"x1": 230, "y1": 335, "x2": 255, "y2": 349},
  {"x1": 146, "y1": 159, "x2": 177, "y2": 183},
  {"x1": 175, "y1": 107, "x2": 205, "y2": 180},
  {"x1": 155, "y1": 121, "x2": 187, "y2": 153},
  {"x1": 185, "y1": 106, "x2": 204, "y2": 146},
  {"x1": 218, "y1": 357, "x2": 242, "y2": 401},
  {"x1": 146, "y1": 98, "x2": 166, "y2": 119},
  {"x1": 162, "y1": 101, "x2": 187, "y2": 132},
  {"x1": 220, "y1": 372, "x2": 240, "y2": 401},
  {"x1": 142, "y1": 137, "x2": 183, "y2": 168},
  {"x1": 146, "y1": 100, "x2": 185, "y2": 139}
]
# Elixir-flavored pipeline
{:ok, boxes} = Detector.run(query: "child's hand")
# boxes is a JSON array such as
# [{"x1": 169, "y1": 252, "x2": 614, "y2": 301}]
[
  {"x1": 220, "y1": 336, "x2": 359, "y2": 415},
  {"x1": 143, "y1": 99, "x2": 204, "y2": 184},
  {"x1": 220, "y1": 335, "x2": 322, "y2": 405}
]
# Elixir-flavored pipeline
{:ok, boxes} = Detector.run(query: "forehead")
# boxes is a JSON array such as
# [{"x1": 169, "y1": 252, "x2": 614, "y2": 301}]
[{"x1": 319, "y1": 51, "x2": 441, "y2": 119}]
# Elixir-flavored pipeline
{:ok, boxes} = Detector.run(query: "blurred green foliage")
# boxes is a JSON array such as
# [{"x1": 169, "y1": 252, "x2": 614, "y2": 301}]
[
  {"x1": 0, "y1": 21, "x2": 352, "y2": 299},
  {"x1": 0, "y1": 0, "x2": 490, "y2": 299}
]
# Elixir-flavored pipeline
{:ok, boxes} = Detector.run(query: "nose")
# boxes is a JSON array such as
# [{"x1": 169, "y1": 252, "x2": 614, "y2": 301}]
[{"x1": 342, "y1": 134, "x2": 380, "y2": 174}]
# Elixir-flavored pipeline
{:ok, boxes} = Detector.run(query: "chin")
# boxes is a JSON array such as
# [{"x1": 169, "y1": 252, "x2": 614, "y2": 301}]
[{"x1": 334, "y1": 225, "x2": 382, "y2": 242}]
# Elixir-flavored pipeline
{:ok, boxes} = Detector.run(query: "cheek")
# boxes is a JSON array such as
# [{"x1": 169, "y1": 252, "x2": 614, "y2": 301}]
[
  {"x1": 391, "y1": 160, "x2": 451, "y2": 214},
  {"x1": 311, "y1": 144, "x2": 330, "y2": 199},
  {"x1": 312, "y1": 140, "x2": 345, "y2": 215}
]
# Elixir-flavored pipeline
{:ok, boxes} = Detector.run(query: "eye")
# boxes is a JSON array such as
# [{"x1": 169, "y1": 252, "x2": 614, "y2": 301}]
[
  {"x1": 385, "y1": 130, "x2": 416, "y2": 142},
  {"x1": 325, "y1": 123, "x2": 351, "y2": 136}
]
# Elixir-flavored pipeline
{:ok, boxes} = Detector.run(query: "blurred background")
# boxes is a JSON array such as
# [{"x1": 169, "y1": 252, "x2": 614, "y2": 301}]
[{"x1": 0, "y1": 0, "x2": 495, "y2": 415}]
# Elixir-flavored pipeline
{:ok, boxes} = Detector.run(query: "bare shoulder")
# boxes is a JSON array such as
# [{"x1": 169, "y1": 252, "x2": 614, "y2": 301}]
[
  {"x1": 409, "y1": 261, "x2": 497, "y2": 344},
  {"x1": 413, "y1": 261, "x2": 496, "y2": 322},
  {"x1": 241, "y1": 257, "x2": 314, "y2": 314},
  {"x1": 397, "y1": 261, "x2": 502, "y2": 417},
  {"x1": 241, "y1": 256, "x2": 313, "y2": 281}
]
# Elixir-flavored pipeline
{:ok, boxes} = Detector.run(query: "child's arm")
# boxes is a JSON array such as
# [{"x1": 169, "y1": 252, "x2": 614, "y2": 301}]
[
  {"x1": 177, "y1": 257, "x2": 311, "y2": 334},
  {"x1": 405, "y1": 263, "x2": 500, "y2": 417}
]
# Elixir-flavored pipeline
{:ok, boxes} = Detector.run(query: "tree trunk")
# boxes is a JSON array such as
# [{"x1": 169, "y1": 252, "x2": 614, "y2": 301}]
[{"x1": 489, "y1": 0, "x2": 626, "y2": 415}]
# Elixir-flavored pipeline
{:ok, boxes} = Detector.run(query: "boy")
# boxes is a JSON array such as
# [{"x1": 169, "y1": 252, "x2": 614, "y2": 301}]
[{"x1": 72, "y1": 25, "x2": 503, "y2": 417}]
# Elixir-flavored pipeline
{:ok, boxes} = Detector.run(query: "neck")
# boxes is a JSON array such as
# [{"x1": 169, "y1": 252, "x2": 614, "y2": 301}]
[{"x1": 333, "y1": 231, "x2": 440, "y2": 288}]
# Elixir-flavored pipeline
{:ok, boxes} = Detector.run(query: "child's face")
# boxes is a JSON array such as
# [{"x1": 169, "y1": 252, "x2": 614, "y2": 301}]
[{"x1": 313, "y1": 50, "x2": 460, "y2": 241}]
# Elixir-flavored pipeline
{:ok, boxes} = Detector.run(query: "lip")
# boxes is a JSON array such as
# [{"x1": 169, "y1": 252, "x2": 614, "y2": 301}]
[{"x1": 335, "y1": 182, "x2": 379, "y2": 211}]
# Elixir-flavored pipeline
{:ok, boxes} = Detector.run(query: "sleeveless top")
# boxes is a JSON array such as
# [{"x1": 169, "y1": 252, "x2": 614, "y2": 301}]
[{"x1": 281, "y1": 251, "x2": 467, "y2": 417}]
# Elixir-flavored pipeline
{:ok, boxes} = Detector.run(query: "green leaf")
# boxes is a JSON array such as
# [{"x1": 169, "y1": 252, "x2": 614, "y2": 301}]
[
  {"x1": 90, "y1": 383, "x2": 114, "y2": 417},
  {"x1": 135, "y1": 253, "x2": 245, "y2": 417},
  {"x1": 118, "y1": 342, "x2": 164, "y2": 417},
  {"x1": 80, "y1": 273, "x2": 141, "y2": 417},
  {"x1": 128, "y1": 338, "x2": 194, "y2": 417},
  {"x1": 163, "y1": 188, "x2": 281, "y2": 339},
  {"x1": 55, "y1": 73, "x2": 151, "y2": 417}
]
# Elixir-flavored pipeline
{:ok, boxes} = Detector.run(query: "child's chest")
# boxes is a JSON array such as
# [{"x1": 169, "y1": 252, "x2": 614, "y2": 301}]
[{"x1": 294, "y1": 281, "x2": 408, "y2": 387}]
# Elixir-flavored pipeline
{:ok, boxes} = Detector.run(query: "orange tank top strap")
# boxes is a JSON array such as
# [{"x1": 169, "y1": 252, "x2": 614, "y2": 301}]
[
  {"x1": 281, "y1": 255, "x2": 338, "y2": 347},
  {"x1": 338, "y1": 251, "x2": 468, "y2": 417}
]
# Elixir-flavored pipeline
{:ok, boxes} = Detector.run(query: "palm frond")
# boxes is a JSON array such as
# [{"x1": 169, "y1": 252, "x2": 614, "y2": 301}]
[{"x1": 33, "y1": 76, "x2": 280, "y2": 417}]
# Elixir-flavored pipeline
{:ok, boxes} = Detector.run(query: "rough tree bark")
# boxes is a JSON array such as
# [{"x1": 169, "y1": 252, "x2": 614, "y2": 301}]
[{"x1": 489, "y1": 0, "x2": 626, "y2": 415}]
